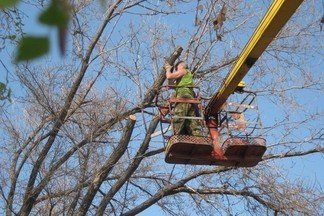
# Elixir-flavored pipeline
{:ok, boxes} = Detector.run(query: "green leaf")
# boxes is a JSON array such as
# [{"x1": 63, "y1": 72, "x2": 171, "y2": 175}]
[
  {"x1": 7, "y1": 35, "x2": 16, "y2": 40},
  {"x1": 0, "y1": 82, "x2": 11, "y2": 102},
  {"x1": 0, "y1": 0, "x2": 20, "y2": 9},
  {"x1": 16, "y1": 36, "x2": 50, "y2": 61},
  {"x1": 7, "y1": 88, "x2": 12, "y2": 102},
  {"x1": 39, "y1": 0, "x2": 70, "y2": 28},
  {"x1": 0, "y1": 82, "x2": 6, "y2": 93}
]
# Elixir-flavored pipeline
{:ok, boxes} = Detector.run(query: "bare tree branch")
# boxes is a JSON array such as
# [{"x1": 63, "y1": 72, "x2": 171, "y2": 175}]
[
  {"x1": 173, "y1": 187, "x2": 284, "y2": 213},
  {"x1": 78, "y1": 115, "x2": 136, "y2": 215},
  {"x1": 18, "y1": 1, "x2": 124, "y2": 215},
  {"x1": 96, "y1": 115, "x2": 160, "y2": 215},
  {"x1": 263, "y1": 146, "x2": 324, "y2": 160},
  {"x1": 121, "y1": 167, "x2": 232, "y2": 216}
]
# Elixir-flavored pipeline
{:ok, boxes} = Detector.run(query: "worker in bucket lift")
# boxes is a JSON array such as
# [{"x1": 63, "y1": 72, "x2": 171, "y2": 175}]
[{"x1": 164, "y1": 60, "x2": 202, "y2": 136}]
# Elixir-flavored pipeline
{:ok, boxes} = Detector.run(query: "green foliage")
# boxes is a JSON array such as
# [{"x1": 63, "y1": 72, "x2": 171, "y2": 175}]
[
  {"x1": 12, "y1": 0, "x2": 71, "y2": 62},
  {"x1": 16, "y1": 36, "x2": 49, "y2": 61},
  {"x1": 0, "y1": 82, "x2": 11, "y2": 102},
  {"x1": 0, "y1": 0, "x2": 20, "y2": 9},
  {"x1": 39, "y1": 0, "x2": 69, "y2": 28},
  {"x1": 8, "y1": 35, "x2": 17, "y2": 40}
]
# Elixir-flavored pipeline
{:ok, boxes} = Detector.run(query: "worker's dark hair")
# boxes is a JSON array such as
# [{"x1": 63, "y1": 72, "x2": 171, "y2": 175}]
[{"x1": 174, "y1": 60, "x2": 188, "y2": 71}]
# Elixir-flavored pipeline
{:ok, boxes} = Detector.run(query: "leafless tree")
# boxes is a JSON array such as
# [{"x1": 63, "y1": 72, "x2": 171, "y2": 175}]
[{"x1": 0, "y1": 0, "x2": 323, "y2": 215}]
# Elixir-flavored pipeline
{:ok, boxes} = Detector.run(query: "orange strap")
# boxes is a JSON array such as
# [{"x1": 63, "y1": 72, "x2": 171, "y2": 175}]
[{"x1": 169, "y1": 97, "x2": 201, "y2": 104}]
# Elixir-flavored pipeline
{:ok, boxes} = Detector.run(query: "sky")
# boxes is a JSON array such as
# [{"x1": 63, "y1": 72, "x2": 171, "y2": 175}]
[{"x1": 0, "y1": 0, "x2": 323, "y2": 215}]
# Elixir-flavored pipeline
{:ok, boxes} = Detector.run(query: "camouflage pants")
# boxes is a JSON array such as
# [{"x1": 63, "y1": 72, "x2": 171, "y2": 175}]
[{"x1": 172, "y1": 93, "x2": 202, "y2": 136}]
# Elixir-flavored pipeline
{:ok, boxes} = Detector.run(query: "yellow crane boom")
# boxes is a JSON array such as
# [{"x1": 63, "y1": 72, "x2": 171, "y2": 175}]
[{"x1": 205, "y1": 0, "x2": 304, "y2": 117}]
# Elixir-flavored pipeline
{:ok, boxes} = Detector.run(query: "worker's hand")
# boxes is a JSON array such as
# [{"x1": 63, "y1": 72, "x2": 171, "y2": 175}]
[{"x1": 164, "y1": 62, "x2": 172, "y2": 71}]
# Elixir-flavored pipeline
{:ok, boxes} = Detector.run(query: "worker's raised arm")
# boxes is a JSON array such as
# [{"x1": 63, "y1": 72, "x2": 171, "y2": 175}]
[
  {"x1": 165, "y1": 62, "x2": 187, "y2": 79},
  {"x1": 166, "y1": 69, "x2": 187, "y2": 79}
]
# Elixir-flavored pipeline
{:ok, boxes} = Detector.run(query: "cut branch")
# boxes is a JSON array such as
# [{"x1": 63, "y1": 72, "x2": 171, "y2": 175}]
[{"x1": 140, "y1": 46, "x2": 183, "y2": 107}]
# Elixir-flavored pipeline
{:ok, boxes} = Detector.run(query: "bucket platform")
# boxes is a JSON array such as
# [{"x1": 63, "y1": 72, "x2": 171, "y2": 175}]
[
  {"x1": 165, "y1": 135, "x2": 214, "y2": 165},
  {"x1": 165, "y1": 135, "x2": 266, "y2": 167}
]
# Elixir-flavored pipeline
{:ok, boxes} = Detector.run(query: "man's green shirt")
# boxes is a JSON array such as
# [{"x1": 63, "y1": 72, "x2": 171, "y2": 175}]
[{"x1": 175, "y1": 69, "x2": 194, "y2": 96}]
